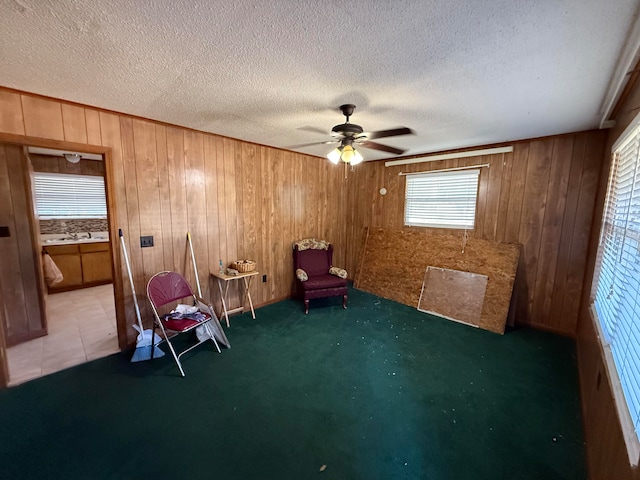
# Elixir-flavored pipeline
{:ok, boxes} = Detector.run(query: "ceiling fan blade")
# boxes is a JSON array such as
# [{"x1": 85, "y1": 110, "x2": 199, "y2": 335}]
[
  {"x1": 357, "y1": 141, "x2": 406, "y2": 155},
  {"x1": 366, "y1": 127, "x2": 414, "y2": 140},
  {"x1": 288, "y1": 140, "x2": 337, "y2": 148},
  {"x1": 297, "y1": 126, "x2": 329, "y2": 136}
]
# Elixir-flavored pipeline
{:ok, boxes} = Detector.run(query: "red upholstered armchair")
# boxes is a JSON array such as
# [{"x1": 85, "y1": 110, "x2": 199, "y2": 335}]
[{"x1": 293, "y1": 239, "x2": 348, "y2": 314}]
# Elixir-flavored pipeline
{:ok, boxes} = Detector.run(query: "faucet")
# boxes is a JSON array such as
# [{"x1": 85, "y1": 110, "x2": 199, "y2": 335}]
[{"x1": 66, "y1": 232, "x2": 78, "y2": 240}]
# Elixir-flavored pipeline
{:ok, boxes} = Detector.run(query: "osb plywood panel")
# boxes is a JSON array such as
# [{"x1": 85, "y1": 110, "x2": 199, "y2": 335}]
[
  {"x1": 355, "y1": 228, "x2": 519, "y2": 334},
  {"x1": 418, "y1": 267, "x2": 488, "y2": 327}
]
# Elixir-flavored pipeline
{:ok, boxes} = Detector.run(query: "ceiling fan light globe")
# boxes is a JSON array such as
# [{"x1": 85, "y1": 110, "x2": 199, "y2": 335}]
[
  {"x1": 327, "y1": 148, "x2": 341, "y2": 164},
  {"x1": 350, "y1": 149, "x2": 363, "y2": 165},
  {"x1": 341, "y1": 146, "x2": 355, "y2": 163}
]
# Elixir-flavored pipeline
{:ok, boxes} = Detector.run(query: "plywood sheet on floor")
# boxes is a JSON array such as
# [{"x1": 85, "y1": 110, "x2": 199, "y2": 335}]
[
  {"x1": 418, "y1": 267, "x2": 488, "y2": 327},
  {"x1": 355, "y1": 228, "x2": 519, "y2": 334}
]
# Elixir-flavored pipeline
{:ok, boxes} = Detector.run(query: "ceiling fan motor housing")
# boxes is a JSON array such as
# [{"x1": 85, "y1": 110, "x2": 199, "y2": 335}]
[
  {"x1": 294, "y1": 103, "x2": 411, "y2": 156},
  {"x1": 331, "y1": 122, "x2": 364, "y2": 137}
]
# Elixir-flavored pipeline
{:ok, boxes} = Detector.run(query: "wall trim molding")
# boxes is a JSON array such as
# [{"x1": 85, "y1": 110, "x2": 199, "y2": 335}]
[{"x1": 384, "y1": 146, "x2": 513, "y2": 167}]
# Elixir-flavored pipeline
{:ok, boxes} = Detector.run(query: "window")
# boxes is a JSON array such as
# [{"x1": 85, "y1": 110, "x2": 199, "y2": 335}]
[
  {"x1": 592, "y1": 114, "x2": 640, "y2": 455},
  {"x1": 33, "y1": 172, "x2": 107, "y2": 219},
  {"x1": 404, "y1": 169, "x2": 480, "y2": 229}
]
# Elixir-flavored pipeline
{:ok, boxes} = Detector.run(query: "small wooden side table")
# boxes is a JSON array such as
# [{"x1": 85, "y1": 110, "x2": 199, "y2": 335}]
[{"x1": 211, "y1": 270, "x2": 259, "y2": 327}]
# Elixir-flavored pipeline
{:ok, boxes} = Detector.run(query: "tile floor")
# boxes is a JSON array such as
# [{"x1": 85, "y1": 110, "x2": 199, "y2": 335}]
[{"x1": 6, "y1": 284, "x2": 119, "y2": 386}]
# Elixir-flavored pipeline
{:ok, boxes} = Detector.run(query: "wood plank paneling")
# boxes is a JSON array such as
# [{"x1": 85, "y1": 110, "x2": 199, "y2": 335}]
[
  {"x1": 131, "y1": 119, "x2": 164, "y2": 287},
  {"x1": 0, "y1": 91, "x2": 25, "y2": 135},
  {"x1": 474, "y1": 157, "x2": 489, "y2": 238},
  {"x1": 119, "y1": 117, "x2": 147, "y2": 325},
  {"x1": 154, "y1": 124, "x2": 174, "y2": 272},
  {"x1": 483, "y1": 154, "x2": 503, "y2": 240},
  {"x1": 234, "y1": 140, "x2": 245, "y2": 270},
  {"x1": 272, "y1": 149, "x2": 285, "y2": 303},
  {"x1": 165, "y1": 127, "x2": 188, "y2": 274},
  {"x1": 549, "y1": 134, "x2": 587, "y2": 328},
  {"x1": 518, "y1": 139, "x2": 553, "y2": 319},
  {"x1": 85, "y1": 108, "x2": 102, "y2": 145},
  {"x1": 260, "y1": 146, "x2": 274, "y2": 300},
  {"x1": 223, "y1": 138, "x2": 238, "y2": 274},
  {"x1": 531, "y1": 136, "x2": 573, "y2": 327},
  {"x1": 184, "y1": 130, "x2": 208, "y2": 291},
  {"x1": 204, "y1": 135, "x2": 221, "y2": 305},
  {"x1": 504, "y1": 144, "x2": 529, "y2": 243},
  {"x1": 345, "y1": 132, "x2": 606, "y2": 336},
  {"x1": 215, "y1": 136, "x2": 228, "y2": 275},
  {"x1": 61, "y1": 104, "x2": 88, "y2": 144},
  {"x1": 241, "y1": 143, "x2": 259, "y2": 305},
  {"x1": 0, "y1": 144, "x2": 45, "y2": 345},
  {"x1": 561, "y1": 134, "x2": 605, "y2": 329},
  {"x1": 21, "y1": 96, "x2": 64, "y2": 140},
  {"x1": 495, "y1": 152, "x2": 513, "y2": 242}
]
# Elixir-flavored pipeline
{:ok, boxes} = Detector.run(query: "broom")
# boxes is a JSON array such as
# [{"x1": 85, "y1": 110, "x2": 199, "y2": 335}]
[{"x1": 119, "y1": 229, "x2": 164, "y2": 361}]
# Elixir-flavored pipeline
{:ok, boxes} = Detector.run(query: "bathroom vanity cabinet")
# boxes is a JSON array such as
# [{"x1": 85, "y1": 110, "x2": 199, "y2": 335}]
[{"x1": 43, "y1": 242, "x2": 112, "y2": 293}]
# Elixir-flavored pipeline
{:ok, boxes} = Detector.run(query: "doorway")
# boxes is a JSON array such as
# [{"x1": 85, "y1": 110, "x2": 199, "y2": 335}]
[{"x1": 0, "y1": 143, "x2": 122, "y2": 386}]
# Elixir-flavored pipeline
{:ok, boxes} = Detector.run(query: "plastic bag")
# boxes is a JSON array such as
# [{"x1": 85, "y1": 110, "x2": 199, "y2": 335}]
[{"x1": 42, "y1": 252, "x2": 63, "y2": 287}]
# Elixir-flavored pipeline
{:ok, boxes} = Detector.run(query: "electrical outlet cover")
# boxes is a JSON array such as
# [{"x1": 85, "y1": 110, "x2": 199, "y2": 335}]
[{"x1": 140, "y1": 235, "x2": 154, "y2": 247}]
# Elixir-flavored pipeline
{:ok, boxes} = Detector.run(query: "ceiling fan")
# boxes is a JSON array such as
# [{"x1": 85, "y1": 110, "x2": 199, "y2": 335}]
[{"x1": 295, "y1": 104, "x2": 414, "y2": 165}]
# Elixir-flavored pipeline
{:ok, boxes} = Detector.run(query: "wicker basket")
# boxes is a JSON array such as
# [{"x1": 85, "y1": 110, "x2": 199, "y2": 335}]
[{"x1": 232, "y1": 260, "x2": 256, "y2": 273}]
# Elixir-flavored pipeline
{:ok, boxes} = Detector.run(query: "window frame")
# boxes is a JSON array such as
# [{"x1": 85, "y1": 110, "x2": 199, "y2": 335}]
[
  {"x1": 590, "y1": 111, "x2": 640, "y2": 466},
  {"x1": 32, "y1": 172, "x2": 108, "y2": 220},
  {"x1": 403, "y1": 168, "x2": 481, "y2": 230}
]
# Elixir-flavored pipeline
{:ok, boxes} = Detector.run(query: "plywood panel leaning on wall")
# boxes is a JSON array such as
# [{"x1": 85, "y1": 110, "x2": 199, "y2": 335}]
[{"x1": 355, "y1": 228, "x2": 519, "y2": 334}]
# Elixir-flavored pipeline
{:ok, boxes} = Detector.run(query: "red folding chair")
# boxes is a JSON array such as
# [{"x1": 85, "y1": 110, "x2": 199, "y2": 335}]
[{"x1": 147, "y1": 271, "x2": 221, "y2": 377}]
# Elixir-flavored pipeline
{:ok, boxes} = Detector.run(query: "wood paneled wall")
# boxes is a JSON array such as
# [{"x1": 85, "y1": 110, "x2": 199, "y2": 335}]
[
  {"x1": 345, "y1": 131, "x2": 606, "y2": 336},
  {"x1": 0, "y1": 143, "x2": 46, "y2": 346},
  {"x1": 576, "y1": 68, "x2": 640, "y2": 479},
  {"x1": 0, "y1": 86, "x2": 632, "y2": 474},
  {"x1": 0, "y1": 89, "x2": 607, "y2": 347},
  {"x1": 0, "y1": 88, "x2": 348, "y2": 348}
]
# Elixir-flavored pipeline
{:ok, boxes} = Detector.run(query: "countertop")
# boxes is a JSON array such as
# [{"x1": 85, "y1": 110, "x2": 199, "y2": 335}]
[{"x1": 41, "y1": 232, "x2": 110, "y2": 246}]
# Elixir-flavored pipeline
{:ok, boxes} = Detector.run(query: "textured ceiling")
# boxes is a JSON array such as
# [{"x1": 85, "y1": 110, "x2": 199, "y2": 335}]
[{"x1": 1, "y1": 0, "x2": 640, "y2": 160}]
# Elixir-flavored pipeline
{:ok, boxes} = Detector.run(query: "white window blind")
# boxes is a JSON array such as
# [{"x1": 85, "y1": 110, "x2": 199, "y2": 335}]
[
  {"x1": 33, "y1": 172, "x2": 107, "y2": 219},
  {"x1": 593, "y1": 119, "x2": 640, "y2": 442},
  {"x1": 404, "y1": 169, "x2": 480, "y2": 229}
]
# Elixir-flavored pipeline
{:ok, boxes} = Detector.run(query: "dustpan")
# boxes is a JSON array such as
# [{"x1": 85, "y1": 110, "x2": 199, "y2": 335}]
[{"x1": 132, "y1": 324, "x2": 165, "y2": 360}]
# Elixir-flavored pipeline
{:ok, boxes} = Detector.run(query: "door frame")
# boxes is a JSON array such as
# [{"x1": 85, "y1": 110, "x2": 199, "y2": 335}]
[{"x1": 0, "y1": 132, "x2": 126, "y2": 387}]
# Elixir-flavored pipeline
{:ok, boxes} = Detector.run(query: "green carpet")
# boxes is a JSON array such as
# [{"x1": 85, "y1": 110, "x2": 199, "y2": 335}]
[{"x1": 0, "y1": 287, "x2": 586, "y2": 479}]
